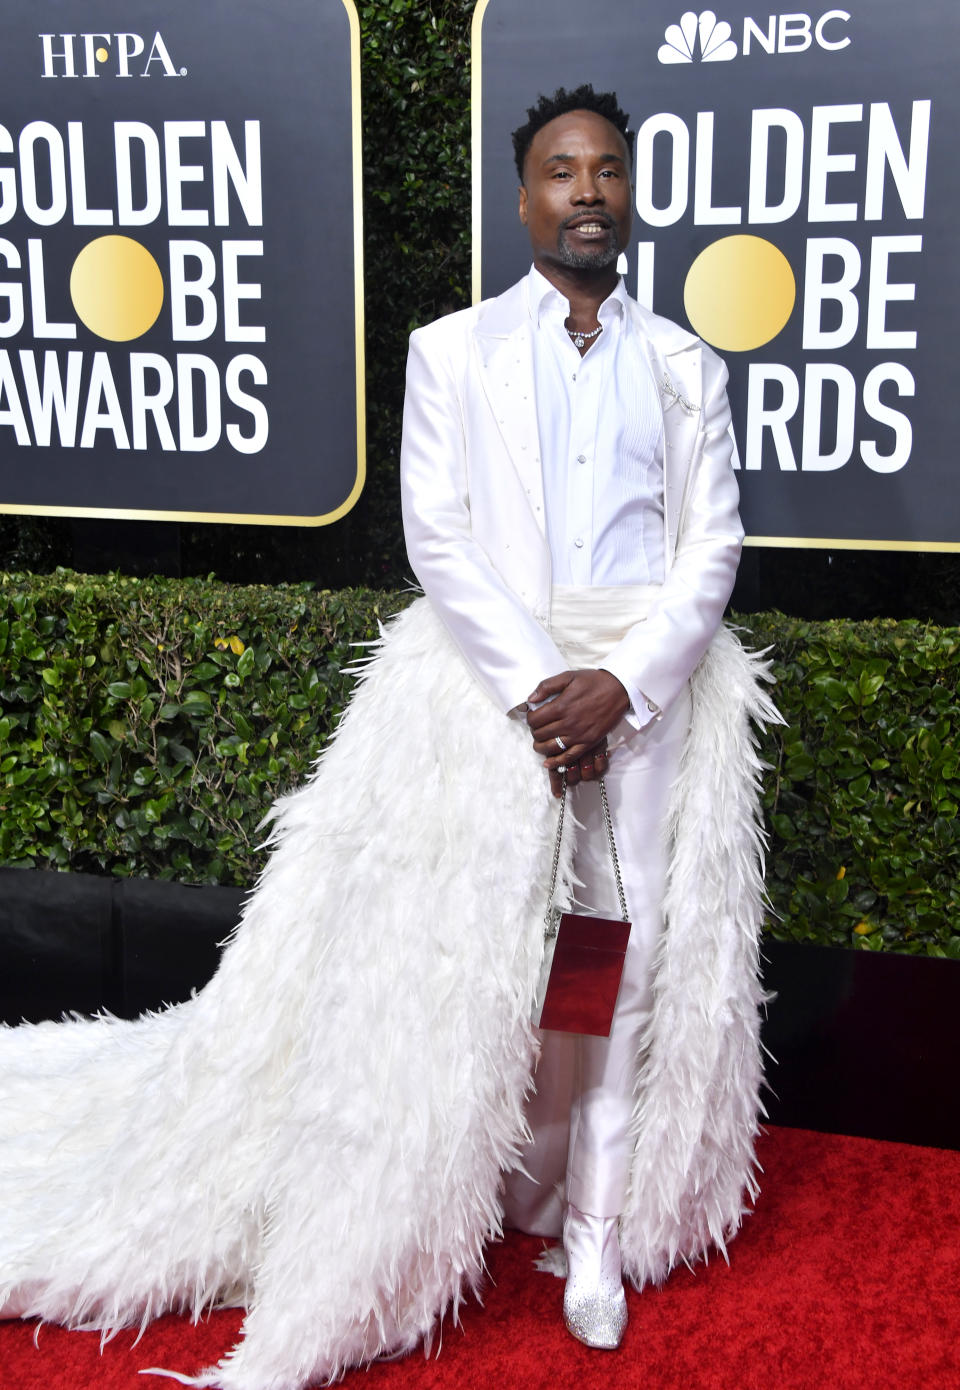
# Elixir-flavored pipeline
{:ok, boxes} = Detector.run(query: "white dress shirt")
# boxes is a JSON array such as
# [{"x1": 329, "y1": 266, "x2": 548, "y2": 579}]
[
  {"x1": 526, "y1": 266, "x2": 665, "y2": 588},
  {"x1": 526, "y1": 266, "x2": 665, "y2": 729}
]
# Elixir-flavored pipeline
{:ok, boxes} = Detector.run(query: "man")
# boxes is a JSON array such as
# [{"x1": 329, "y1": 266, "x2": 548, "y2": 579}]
[
  {"x1": 0, "y1": 88, "x2": 771, "y2": 1388},
  {"x1": 401, "y1": 85, "x2": 747, "y2": 1349}
]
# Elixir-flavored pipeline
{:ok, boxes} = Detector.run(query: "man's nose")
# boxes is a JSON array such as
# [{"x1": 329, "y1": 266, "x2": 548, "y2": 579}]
[{"x1": 571, "y1": 178, "x2": 603, "y2": 204}]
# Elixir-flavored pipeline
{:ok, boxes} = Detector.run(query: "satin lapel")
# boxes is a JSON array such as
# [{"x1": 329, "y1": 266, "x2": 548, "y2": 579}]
[
  {"x1": 626, "y1": 304, "x2": 703, "y2": 567},
  {"x1": 473, "y1": 283, "x2": 546, "y2": 537}
]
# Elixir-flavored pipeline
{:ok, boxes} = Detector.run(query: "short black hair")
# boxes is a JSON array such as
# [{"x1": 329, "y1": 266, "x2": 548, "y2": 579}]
[{"x1": 511, "y1": 84, "x2": 633, "y2": 183}]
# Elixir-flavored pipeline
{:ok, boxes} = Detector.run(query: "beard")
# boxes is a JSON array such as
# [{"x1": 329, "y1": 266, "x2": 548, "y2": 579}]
[{"x1": 555, "y1": 223, "x2": 621, "y2": 271}]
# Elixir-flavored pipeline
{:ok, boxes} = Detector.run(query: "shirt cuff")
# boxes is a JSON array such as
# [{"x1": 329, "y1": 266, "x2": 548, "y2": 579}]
[{"x1": 599, "y1": 666, "x2": 662, "y2": 734}]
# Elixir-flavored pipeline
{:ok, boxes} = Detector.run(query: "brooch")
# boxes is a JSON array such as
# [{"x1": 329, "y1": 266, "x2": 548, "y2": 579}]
[{"x1": 661, "y1": 374, "x2": 699, "y2": 415}]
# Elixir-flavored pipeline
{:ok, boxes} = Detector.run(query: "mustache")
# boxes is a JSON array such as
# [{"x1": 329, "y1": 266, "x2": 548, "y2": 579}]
[{"x1": 559, "y1": 211, "x2": 615, "y2": 231}]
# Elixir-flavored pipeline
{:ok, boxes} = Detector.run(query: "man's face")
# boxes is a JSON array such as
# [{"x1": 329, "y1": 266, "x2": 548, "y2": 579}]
[{"x1": 518, "y1": 109, "x2": 632, "y2": 276}]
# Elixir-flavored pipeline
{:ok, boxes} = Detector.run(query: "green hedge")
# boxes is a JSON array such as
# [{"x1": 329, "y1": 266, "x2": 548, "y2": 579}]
[
  {"x1": 0, "y1": 572, "x2": 408, "y2": 885},
  {"x1": 747, "y1": 612, "x2": 960, "y2": 959},
  {"x1": 2, "y1": 573, "x2": 959, "y2": 958}
]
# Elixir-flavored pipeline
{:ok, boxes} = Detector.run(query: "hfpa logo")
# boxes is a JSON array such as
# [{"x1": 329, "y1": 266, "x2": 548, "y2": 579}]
[
  {"x1": 658, "y1": 9, "x2": 851, "y2": 63},
  {"x1": 39, "y1": 32, "x2": 186, "y2": 78}
]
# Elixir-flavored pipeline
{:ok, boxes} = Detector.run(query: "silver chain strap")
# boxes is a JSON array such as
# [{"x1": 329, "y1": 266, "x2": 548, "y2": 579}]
[{"x1": 544, "y1": 773, "x2": 629, "y2": 936}]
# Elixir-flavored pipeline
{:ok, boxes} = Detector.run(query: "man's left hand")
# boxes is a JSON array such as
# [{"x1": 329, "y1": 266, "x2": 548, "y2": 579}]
[{"x1": 526, "y1": 669, "x2": 630, "y2": 784}]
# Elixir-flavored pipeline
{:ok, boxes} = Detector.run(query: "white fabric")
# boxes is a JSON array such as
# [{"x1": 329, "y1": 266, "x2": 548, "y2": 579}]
[
  {"x1": 503, "y1": 585, "x2": 690, "y2": 1226},
  {"x1": 0, "y1": 599, "x2": 779, "y2": 1389},
  {"x1": 527, "y1": 267, "x2": 665, "y2": 588},
  {"x1": 400, "y1": 278, "x2": 744, "y2": 720}
]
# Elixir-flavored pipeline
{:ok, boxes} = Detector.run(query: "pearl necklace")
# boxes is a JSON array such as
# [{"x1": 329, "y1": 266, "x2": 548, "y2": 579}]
[{"x1": 566, "y1": 324, "x2": 603, "y2": 349}]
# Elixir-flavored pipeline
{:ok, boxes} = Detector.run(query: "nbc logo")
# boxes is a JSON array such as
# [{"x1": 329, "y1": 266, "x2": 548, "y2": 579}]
[{"x1": 658, "y1": 10, "x2": 738, "y2": 63}]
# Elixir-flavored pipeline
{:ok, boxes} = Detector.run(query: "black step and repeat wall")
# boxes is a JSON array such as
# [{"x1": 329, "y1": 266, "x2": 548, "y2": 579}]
[
  {"x1": 0, "y1": 0, "x2": 363, "y2": 527},
  {"x1": 473, "y1": 1, "x2": 958, "y2": 552}
]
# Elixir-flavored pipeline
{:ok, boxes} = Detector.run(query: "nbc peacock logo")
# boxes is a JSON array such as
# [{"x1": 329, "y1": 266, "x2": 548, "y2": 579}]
[{"x1": 658, "y1": 10, "x2": 738, "y2": 63}]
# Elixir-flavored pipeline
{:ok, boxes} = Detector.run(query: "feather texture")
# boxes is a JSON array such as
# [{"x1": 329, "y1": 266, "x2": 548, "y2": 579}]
[{"x1": 0, "y1": 599, "x2": 777, "y2": 1387}]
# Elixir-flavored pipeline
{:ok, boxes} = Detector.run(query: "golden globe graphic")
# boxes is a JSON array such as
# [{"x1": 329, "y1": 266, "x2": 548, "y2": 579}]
[
  {"x1": 0, "y1": 2, "x2": 364, "y2": 526},
  {"x1": 70, "y1": 236, "x2": 165, "y2": 343},
  {"x1": 683, "y1": 234, "x2": 795, "y2": 352},
  {"x1": 474, "y1": 0, "x2": 958, "y2": 549}
]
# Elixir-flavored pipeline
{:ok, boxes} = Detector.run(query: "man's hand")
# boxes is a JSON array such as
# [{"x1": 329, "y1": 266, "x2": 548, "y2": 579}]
[{"x1": 526, "y1": 669, "x2": 630, "y2": 796}]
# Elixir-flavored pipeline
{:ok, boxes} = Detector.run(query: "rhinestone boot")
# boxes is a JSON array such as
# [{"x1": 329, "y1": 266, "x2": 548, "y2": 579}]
[{"x1": 561, "y1": 1203, "x2": 628, "y2": 1350}]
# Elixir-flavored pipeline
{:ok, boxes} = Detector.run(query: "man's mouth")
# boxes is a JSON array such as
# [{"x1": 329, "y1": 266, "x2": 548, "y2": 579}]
[{"x1": 562, "y1": 215, "x2": 614, "y2": 237}]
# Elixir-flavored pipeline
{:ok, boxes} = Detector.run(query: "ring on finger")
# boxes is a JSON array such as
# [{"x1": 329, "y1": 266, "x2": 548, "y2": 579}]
[{"x1": 555, "y1": 736, "x2": 567, "y2": 752}]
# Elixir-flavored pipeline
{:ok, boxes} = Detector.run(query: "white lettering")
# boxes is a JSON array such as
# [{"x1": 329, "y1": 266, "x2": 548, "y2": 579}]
[
  {"x1": 168, "y1": 241, "x2": 217, "y2": 341},
  {"x1": 866, "y1": 235, "x2": 921, "y2": 350},
  {"x1": 861, "y1": 364, "x2": 914, "y2": 472},
  {"x1": 211, "y1": 122, "x2": 262, "y2": 228},
  {"x1": 801, "y1": 363, "x2": 856, "y2": 470},
  {"x1": 177, "y1": 354, "x2": 221, "y2": 449},
  {"x1": 115, "y1": 33, "x2": 146, "y2": 78},
  {"x1": 39, "y1": 34, "x2": 77, "y2": 79},
  {"x1": 19, "y1": 122, "x2": 68, "y2": 226},
  {"x1": 164, "y1": 122, "x2": 209, "y2": 227},
  {"x1": 694, "y1": 113, "x2": 741, "y2": 224},
  {"x1": 864, "y1": 101, "x2": 930, "y2": 221},
  {"x1": 225, "y1": 355, "x2": 269, "y2": 453},
  {"x1": 0, "y1": 125, "x2": 15, "y2": 225},
  {"x1": 0, "y1": 350, "x2": 30, "y2": 442},
  {"x1": 815, "y1": 9, "x2": 851, "y2": 49},
  {"x1": 19, "y1": 349, "x2": 82, "y2": 445},
  {"x1": 778, "y1": 13, "x2": 812, "y2": 51},
  {"x1": 0, "y1": 239, "x2": 24, "y2": 338},
  {"x1": 67, "y1": 123, "x2": 113, "y2": 225},
  {"x1": 129, "y1": 353, "x2": 176, "y2": 449},
  {"x1": 143, "y1": 33, "x2": 178, "y2": 78},
  {"x1": 80, "y1": 352, "x2": 129, "y2": 448},
  {"x1": 28, "y1": 239, "x2": 75, "y2": 338},
  {"x1": 114, "y1": 122, "x2": 162, "y2": 225},
  {"x1": 81, "y1": 34, "x2": 112, "y2": 79},
  {"x1": 635, "y1": 113, "x2": 689, "y2": 228},
  {"x1": 748, "y1": 108, "x2": 804, "y2": 223},
  {"x1": 745, "y1": 363, "x2": 799, "y2": 470},
  {"x1": 808, "y1": 104, "x2": 862, "y2": 221},
  {"x1": 742, "y1": 16, "x2": 776, "y2": 55},
  {"x1": 802, "y1": 238, "x2": 860, "y2": 350},
  {"x1": 222, "y1": 242, "x2": 265, "y2": 342}
]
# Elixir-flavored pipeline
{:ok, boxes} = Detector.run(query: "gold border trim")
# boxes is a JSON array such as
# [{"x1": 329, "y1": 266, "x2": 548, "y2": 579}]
[
  {"x1": 744, "y1": 536, "x2": 960, "y2": 553},
  {"x1": 0, "y1": 0, "x2": 365, "y2": 530},
  {"x1": 471, "y1": 0, "x2": 491, "y2": 306}
]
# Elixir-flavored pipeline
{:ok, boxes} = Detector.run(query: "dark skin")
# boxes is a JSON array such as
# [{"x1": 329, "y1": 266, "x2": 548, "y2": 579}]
[{"x1": 517, "y1": 110, "x2": 635, "y2": 796}]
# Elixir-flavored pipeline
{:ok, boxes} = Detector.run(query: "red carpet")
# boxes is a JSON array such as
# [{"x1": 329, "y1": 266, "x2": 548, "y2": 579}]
[{"x1": 3, "y1": 1126, "x2": 959, "y2": 1389}]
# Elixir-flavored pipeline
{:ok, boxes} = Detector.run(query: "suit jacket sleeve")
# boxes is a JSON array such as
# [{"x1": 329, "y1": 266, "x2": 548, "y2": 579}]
[
  {"x1": 400, "y1": 325, "x2": 569, "y2": 714},
  {"x1": 598, "y1": 345, "x2": 744, "y2": 719}
]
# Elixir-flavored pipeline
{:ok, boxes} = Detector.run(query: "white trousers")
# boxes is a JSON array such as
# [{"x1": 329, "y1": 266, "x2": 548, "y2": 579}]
[{"x1": 503, "y1": 586, "x2": 691, "y2": 1230}]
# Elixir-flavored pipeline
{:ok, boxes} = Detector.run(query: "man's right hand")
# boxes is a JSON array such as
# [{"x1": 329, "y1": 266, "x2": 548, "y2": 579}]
[{"x1": 546, "y1": 739, "x2": 610, "y2": 798}]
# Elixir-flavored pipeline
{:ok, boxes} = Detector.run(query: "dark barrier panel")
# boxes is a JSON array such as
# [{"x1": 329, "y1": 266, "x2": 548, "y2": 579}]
[
  {"x1": 2, "y1": 869, "x2": 957, "y2": 1149},
  {"x1": 0, "y1": 867, "x2": 242, "y2": 1022},
  {"x1": 761, "y1": 941, "x2": 959, "y2": 1150}
]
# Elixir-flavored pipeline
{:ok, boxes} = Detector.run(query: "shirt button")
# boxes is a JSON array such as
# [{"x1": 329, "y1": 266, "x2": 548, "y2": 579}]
[
  {"x1": 574, "y1": 538, "x2": 584, "y2": 549},
  {"x1": 577, "y1": 453, "x2": 586, "y2": 465}
]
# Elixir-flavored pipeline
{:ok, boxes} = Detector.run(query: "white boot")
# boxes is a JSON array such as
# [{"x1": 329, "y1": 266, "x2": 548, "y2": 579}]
[{"x1": 561, "y1": 1203, "x2": 628, "y2": 1350}]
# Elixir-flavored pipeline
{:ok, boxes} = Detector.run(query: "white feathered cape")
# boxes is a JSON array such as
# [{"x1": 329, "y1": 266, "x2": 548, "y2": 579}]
[{"x1": 0, "y1": 597, "x2": 778, "y2": 1389}]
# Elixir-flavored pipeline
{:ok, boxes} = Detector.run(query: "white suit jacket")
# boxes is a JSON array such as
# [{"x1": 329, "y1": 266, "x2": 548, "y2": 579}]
[{"x1": 400, "y1": 276, "x2": 744, "y2": 721}]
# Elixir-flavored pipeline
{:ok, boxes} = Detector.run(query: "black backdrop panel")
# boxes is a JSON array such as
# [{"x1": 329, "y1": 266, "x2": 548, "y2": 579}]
[
  {"x1": 0, "y1": 0, "x2": 363, "y2": 525},
  {"x1": 475, "y1": 0, "x2": 959, "y2": 549}
]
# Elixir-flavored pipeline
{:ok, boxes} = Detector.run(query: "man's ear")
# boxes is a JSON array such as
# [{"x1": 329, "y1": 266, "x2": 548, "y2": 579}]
[{"x1": 518, "y1": 184, "x2": 528, "y2": 225}]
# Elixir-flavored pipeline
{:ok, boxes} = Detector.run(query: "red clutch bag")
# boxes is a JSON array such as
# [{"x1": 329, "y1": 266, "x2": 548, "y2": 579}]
[{"x1": 532, "y1": 777, "x2": 631, "y2": 1039}]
